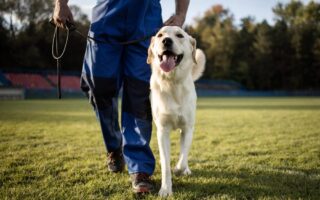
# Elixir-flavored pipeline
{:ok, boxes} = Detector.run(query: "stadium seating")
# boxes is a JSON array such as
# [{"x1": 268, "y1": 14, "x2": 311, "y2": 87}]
[
  {"x1": 5, "y1": 73, "x2": 53, "y2": 89},
  {"x1": 47, "y1": 75, "x2": 81, "y2": 91}
]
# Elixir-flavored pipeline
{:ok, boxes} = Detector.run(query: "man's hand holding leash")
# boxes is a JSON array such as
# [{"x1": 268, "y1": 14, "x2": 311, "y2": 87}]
[{"x1": 53, "y1": 0, "x2": 74, "y2": 29}]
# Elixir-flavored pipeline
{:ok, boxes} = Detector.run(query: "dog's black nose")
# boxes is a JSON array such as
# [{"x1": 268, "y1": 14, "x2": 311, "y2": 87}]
[{"x1": 162, "y1": 37, "x2": 173, "y2": 48}]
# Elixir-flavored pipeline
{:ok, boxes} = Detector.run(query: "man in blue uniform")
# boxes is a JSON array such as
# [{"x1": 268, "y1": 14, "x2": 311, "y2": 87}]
[{"x1": 53, "y1": 0, "x2": 189, "y2": 193}]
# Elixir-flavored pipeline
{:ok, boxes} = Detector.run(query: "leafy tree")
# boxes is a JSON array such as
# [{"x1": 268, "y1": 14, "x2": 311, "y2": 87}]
[
  {"x1": 231, "y1": 17, "x2": 255, "y2": 88},
  {"x1": 0, "y1": 16, "x2": 12, "y2": 67},
  {"x1": 270, "y1": 20, "x2": 293, "y2": 89},
  {"x1": 251, "y1": 21, "x2": 273, "y2": 89},
  {"x1": 193, "y1": 5, "x2": 237, "y2": 80},
  {"x1": 0, "y1": 0, "x2": 19, "y2": 36},
  {"x1": 1, "y1": 0, "x2": 54, "y2": 27},
  {"x1": 273, "y1": 1, "x2": 303, "y2": 25}
]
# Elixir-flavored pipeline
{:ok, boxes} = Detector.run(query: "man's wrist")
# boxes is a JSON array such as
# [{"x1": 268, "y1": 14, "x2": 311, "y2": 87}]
[{"x1": 176, "y1": 13, "x2": 186, "y2": 19}]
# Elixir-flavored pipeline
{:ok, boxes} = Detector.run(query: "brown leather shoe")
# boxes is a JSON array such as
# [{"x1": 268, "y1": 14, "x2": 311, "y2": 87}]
[
  {"x1": 107, "y1": 149, "x2": 125, "y2": 173},
  {"x1": 130, "y1": 173, "x2": 154, "y2": 194}
]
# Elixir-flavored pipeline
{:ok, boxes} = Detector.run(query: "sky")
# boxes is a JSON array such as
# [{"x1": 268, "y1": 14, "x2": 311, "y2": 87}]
[{"x1": 69, "y1": 0, "x2": 316, "y2": 25}]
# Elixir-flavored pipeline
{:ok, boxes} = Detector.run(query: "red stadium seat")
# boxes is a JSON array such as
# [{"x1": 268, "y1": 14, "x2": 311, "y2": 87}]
[
  {"x1": 5, "y1": 73, "x2": 53, "y2": 89},
  {"x1": 47, "y1": 75, "x2": 81, "y2": 91}
]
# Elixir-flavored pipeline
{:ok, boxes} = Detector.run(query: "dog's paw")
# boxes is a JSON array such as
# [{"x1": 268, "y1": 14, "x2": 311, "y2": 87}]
[
  {"x1": 158, "y1": 187, "x2": 172, "y2": 197},
  {"x1": 173, "y1": 167, "x2": 192, "y2": 176}
]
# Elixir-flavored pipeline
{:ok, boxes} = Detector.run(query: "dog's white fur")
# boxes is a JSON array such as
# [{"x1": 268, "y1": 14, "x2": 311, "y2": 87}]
[{"x1": 147, "y1": 26, "x2": 206, "y2": 197}]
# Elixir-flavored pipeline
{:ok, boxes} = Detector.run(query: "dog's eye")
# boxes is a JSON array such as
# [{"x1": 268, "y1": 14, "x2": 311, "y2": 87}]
[
  {"x1": 176, "y1": 33, "x2": 184, "y2": 38},
  {"x1": 157, "y1": 33, "x2": 163, "y2": 38}
]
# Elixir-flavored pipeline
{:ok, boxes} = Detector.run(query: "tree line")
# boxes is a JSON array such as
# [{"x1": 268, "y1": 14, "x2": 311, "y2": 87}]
[
  {"x1": 0, "y1": 0, "x2": 319, "y2": 90},
  {"x1": 187, "y1": 1, "x2": 320, "y2": 90}
]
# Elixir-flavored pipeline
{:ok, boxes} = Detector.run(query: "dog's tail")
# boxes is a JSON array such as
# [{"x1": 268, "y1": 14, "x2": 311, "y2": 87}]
[{"x1": 192, "y1": 49, "x2": 206, "y2": 81}]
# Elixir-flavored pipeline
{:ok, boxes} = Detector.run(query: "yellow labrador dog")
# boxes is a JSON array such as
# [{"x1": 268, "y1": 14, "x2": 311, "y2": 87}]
[{"x1": 147, "y1": 26, "x2": 206, "y2": 197}]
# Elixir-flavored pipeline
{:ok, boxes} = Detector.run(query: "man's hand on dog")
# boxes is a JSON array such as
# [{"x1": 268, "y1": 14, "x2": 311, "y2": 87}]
[
  {"x1": 53, "y1": 0, "x2": 74, "y2": 29},
  {"x1": 164, "y1": 0, "x2": 189, "y2": 27},
  {"x1": 164, "y1": 14, "x2": 186, "y2": 27}
]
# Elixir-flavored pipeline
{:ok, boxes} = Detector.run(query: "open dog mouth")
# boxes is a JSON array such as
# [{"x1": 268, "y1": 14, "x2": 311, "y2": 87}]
[{"x1": 158, "y1": 50, "x2": 183, "y2": 72}]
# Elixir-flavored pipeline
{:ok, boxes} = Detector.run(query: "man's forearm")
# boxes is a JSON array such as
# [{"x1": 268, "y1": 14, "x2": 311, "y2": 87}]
[
  {"x1": 176, "y1": 0, "x2": 190, "y2": 18},
  {"x1": 55, "y1": 0, "x2": 68, "y2": 5}
]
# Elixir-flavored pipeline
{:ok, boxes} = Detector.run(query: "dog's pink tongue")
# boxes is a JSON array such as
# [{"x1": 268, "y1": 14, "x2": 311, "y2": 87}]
[{"x1": 160, "y1": 55, "x2": 175, "y2": 72}]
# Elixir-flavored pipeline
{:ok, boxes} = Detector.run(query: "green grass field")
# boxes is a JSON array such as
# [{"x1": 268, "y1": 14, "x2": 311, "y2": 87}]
[{"x1": 0, "y1": 98, "x2": 319, "y2": 200}]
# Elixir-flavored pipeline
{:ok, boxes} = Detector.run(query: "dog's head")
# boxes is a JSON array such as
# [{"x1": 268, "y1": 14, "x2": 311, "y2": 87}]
[{"x1": 147, "y1": 26, "x2": 196, "y2": 73}]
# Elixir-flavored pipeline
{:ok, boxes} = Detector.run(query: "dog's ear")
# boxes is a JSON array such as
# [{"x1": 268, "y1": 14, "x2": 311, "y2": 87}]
[
  {"x1": 190, "y1": 37, "x2": 197, "y2": 64},
  {"x1": 147, "y1": 37, "x2": 155, "y2": 64}
]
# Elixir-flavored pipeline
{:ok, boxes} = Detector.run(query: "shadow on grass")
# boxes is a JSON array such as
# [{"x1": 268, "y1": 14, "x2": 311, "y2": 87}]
[
  {"x1": 173, "y1": 167, "x2": 320, "y2": 199},
  {"x1": 197, "y1": 105, "x2": 320, "y2": 110}
]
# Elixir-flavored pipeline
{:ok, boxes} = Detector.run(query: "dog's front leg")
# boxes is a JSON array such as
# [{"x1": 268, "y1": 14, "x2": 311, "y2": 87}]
[
  {"x1": 157, "y1": 126, "x2": 173, "y2": 197},
  {"x1": 174, "y1": 126, "x2": 193, "y2": 176}
]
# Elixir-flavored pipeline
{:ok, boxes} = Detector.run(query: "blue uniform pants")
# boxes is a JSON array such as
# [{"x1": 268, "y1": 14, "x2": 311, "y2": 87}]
[{"x1": 80, "y1": 0, "x2": 162, "y2": 175}]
